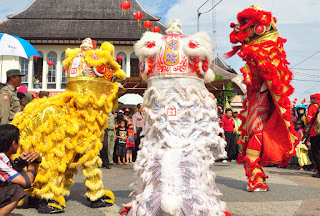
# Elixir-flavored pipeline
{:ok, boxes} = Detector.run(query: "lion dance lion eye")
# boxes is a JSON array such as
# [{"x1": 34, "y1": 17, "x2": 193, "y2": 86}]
[{"x1": 242, "y1": 19, "x2": 250, "y2": 25}]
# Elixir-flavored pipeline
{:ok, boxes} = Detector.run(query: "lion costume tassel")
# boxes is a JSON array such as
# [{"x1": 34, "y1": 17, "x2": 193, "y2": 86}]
[
  {"x1": 12, "y1": 38, "x2": 125, "y2": 213},
  {"x1": 225, "y1": 5, "x2": 298, "y2": 191}
]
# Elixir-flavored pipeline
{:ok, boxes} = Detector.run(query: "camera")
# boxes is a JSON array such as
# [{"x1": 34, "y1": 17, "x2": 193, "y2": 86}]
[{"x1": 13, "y1": 157, "x2": 28, "y2": 172}]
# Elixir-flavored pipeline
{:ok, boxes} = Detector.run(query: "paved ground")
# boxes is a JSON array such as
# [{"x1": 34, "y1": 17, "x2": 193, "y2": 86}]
[{"x1": 10, "y1": 162, "x2": 320, "y2": 216}]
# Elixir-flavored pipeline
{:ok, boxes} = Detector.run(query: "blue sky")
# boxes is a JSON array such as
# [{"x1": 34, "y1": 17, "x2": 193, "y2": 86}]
[{"x1": 1, "y1": 0, "x2": 320, "y2": 103}]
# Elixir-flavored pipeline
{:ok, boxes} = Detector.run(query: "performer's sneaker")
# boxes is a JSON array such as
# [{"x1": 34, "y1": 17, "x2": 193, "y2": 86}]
[
  {"x1": 89, "y1": 195, "x2": 113, "y2": 208},
  {"x1": 37, "y1": 199, "x2": 65, "y2": 214},
  {"x1": 246, "y1": 185, "x2": 268, "y2": 192}
]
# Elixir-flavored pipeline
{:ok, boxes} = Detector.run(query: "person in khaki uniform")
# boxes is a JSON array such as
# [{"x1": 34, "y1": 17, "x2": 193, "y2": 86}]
[{"x1": 0, "y1": 69, "x2": 24, "y2": 125}]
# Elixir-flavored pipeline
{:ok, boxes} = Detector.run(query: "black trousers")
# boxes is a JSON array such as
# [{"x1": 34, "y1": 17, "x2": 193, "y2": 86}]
[
  {"x1": 133, "y1": 127, "x2": 143, "y2": 162},
  {"x1": 310, "y1": 135, "x2": 320, "y2": 171},
  {"x1": 225, "y1": 131, "x2": 237, "y2": 160},
  {"x1": 100, "y1": 129, "x2": 109, "y2": 167}
]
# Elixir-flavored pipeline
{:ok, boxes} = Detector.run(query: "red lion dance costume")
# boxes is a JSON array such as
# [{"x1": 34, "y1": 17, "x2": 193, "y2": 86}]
[{"x1": 225, "y1": 5, "x2": 298, "y2": 191}]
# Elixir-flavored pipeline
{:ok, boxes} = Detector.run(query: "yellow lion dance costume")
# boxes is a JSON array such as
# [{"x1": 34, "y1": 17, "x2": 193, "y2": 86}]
[{"x1": 12, "y1": 38, "x2": 126, "y2": 213}]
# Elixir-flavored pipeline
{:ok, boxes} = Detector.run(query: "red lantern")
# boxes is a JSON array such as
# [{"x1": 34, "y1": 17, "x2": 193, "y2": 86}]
[
  {"x1": 117, "y1": 56, "x2": 123, "y2": 61},
  {"x1": 120, "y1": 1, "x2": 131, "y2": 15},
  {"x1": 34, "y1": 55, "x2": 40, "y2": 60},
  {"x1": 63, "y1": 68, "x2": 66, "y2": 72},
  {"x1": 48, "y1": 61, "x2": 54, "y2": 67},
  {"x1": 294, "y1": 98, "x2": 298, "y2": 101},
  {"x1": 152, "y1": 26, "x2": 161, "y2": 33},
  {"x1": 143, "y1": 20, "x2": 153, "y2": 31},
  {"x1": 134, "y1": 11, "x2": 143, "y2": 26}
]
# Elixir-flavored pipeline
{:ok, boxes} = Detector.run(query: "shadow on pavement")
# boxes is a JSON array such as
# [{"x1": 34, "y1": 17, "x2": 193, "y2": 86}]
[
  {"x1": 267, "y1": 169, "x2": 314, "y2": 177},
  {"x1": 114, "y1": 190, "x2": 132, "y2": 198},
  {"x1": 66, "y1": 182, "x2": 89, "y2": 206},
  {"x1": 216, "y1": 176, "x2": 320, "y2": 202},
  {"x1": 216, "y1": 176, "x2": 245, "y2": 190}
]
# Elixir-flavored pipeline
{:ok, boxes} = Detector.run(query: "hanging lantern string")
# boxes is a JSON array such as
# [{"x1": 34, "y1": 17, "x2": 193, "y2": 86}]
[{"x1": 119, "y1": 1, "x2": 162, "y2": 32}]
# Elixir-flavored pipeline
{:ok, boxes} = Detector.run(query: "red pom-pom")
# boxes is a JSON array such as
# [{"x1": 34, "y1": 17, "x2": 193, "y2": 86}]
[
  {"x1": 146, "y1": 41, "x2": 156, "y2": 48},
  {"x1": 189, "y1": 40, "x2": 200, "y2": 48},
  {"x1": 230, "y1": 23, "x2": 236, "y2": 28}
]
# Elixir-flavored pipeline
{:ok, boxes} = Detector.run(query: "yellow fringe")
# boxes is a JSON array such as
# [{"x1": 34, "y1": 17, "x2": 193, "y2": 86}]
[
  {"x1": 53, "y1": 195, "x2": 66, "y2": 207},
  {"x1": 104, "y1": 190, "x2": 115, "y2": 203},
  {"x1": 82, "y1": 167, "x2": 102, "y2": 178},
  {"x1": 84, "y1": 179, "x2": 103, "y2": 191},
  {"x1": 86, "y1": 190, "x2": 104, "y2": 201}
]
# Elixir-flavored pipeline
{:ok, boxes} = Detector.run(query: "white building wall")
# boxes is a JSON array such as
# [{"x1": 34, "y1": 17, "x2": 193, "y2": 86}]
[{"x1": 0, "y1": 44, "x2": 135, "y2": 91}]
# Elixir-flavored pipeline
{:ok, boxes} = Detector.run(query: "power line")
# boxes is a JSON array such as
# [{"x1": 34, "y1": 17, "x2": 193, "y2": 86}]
[
  {"x1": 291, "y1": 68, "x2": 320, "y2": 71},
  {"x1": 294, "y1": 71, "x2": 320, "y2": 78},
  {"x1": 292, "y1": 79, "x2": 320, "y2": 82},
  {"x1": 290, "y1": 50, "x2": 320, "y2": 69}
]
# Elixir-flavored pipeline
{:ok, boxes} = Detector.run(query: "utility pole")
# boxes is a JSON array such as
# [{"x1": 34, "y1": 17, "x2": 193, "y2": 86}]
[{"x1": 197, "y1": 0, "x2": 222, "y2": 32}]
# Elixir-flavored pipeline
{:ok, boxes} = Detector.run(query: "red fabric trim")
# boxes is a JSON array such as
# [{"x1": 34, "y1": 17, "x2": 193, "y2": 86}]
[
  {"x1": 223, "y1": 45, "x2": 242, "y2": 59},
  {"x1": 242, "y1": 156, "x2": 269, "y2": 188},
  {"x1": 248, "y1": 182, "x2": 269, "y2": 191},
  {"x1": 120, "y1": 206, "x2": 131, "y2": 215},
  {"x1": 225, "y1": 211, "x2": 232, "y2": 216},
  {"x1": 237, "y1": 36, "x2": 298, "y2": 167}
]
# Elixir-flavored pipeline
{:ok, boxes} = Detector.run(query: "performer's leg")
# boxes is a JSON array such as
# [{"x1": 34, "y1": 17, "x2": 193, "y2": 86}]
[
  {"x1": 82, "y1": 156, "x2": 114, "y2": 208},
  {"x1": 225, "y1": 132, "x2": 233, "y2": 161},
  {"x1": 36, "y1": 170, "x2": 68, "y2": 213},
  {"x1": 108, "y1": 130, "x2": 115, "y2": 164},
  {"x1": 100, "y1": 130, "x2": 109, "y2": 167},
  {"x1": 244, "y1": 134, "x2": 269, "y2": 191},
  {"x1": 133, "y1": 127, "x2": 142, "y2": 162}
]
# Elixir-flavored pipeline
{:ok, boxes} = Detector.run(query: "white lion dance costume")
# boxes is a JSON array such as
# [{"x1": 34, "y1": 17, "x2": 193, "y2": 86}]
[
  {"x1": 12, "y1": 38, "x2": 126, "y2": 213},
  {"x1": 125, "y1": 20, "x2": 230, "y2": 216}
]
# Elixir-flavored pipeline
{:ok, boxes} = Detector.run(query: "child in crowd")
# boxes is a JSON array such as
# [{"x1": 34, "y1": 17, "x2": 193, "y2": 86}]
[
  {"x1": 17, "y1": 92, "x2": 27, "y2": 111},
  {"x1": 126, "y1": 121, "x2": 135, "y2": 164},
  {"x1": 289, "y1": 120, "x2": 305, "y2": 169},
  {"x1": 295, "y1": 120, "x2": 312, "y2": 170},
  {"x1": 116, "y1": 120, "x2": 127, "y2": 165}
]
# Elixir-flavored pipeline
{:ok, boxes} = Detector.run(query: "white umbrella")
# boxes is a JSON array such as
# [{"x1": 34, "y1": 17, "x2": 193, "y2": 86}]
[
  {"x1": 0, "y1": 33, "x2": 41, "y2": 80},
  {"x1": 118, "y1": 93, "x2": 143, "y2": 105},
  {"x1": 0, "y1": 33, "x2": 40, "y2": 59}
]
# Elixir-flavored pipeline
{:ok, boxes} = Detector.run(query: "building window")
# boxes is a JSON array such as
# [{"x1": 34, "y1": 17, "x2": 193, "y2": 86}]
[
  {"x1": 61, "y1": 52, "x2": 66, "y2": 89},
  {"x1": 33, "y1": 51, "x2": 43, "y2": 89},
  {"x1": 116, "y1": 52, "x2": 127, "y2": 72},
  {"x1": 47, "y1": 52, "x2": 57, "y2": 89},
  {"x1": 20, "y1": 57, "x2": 29, "y2": 88},
  {"x1": 130, "y1": 52, "x2": 139, "y2": 77}
]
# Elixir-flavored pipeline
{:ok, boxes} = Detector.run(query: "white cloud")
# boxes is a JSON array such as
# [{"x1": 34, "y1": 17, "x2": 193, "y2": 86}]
[
  {"x1": 164, "y1": 0, "x2": 320, "y2": 102},
  {"x1": 0, "y1": 0, "x2": 32, "y2": 22}
]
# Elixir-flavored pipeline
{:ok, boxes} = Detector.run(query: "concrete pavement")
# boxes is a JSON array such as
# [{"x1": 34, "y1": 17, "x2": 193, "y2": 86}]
[{"x1": 10, "y1": 162, "x2": 320, "y2": 216}]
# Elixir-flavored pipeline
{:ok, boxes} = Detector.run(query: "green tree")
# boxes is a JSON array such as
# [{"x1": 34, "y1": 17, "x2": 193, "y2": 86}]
[
  {"x1": 217, "y1": 81, "x2": 235, "y2": 106},
  {"x1": 214, "y1": 74, "x2": 235, "y2": 106}
]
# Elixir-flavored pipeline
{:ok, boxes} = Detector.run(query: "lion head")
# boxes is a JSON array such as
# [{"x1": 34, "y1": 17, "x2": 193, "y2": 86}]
[
  {"x1": 229, "y1": 5, "x2": 277, "y2": 45},
  {"x1": 62, "y1": 38, "x2": 126, "y2": 82}
]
